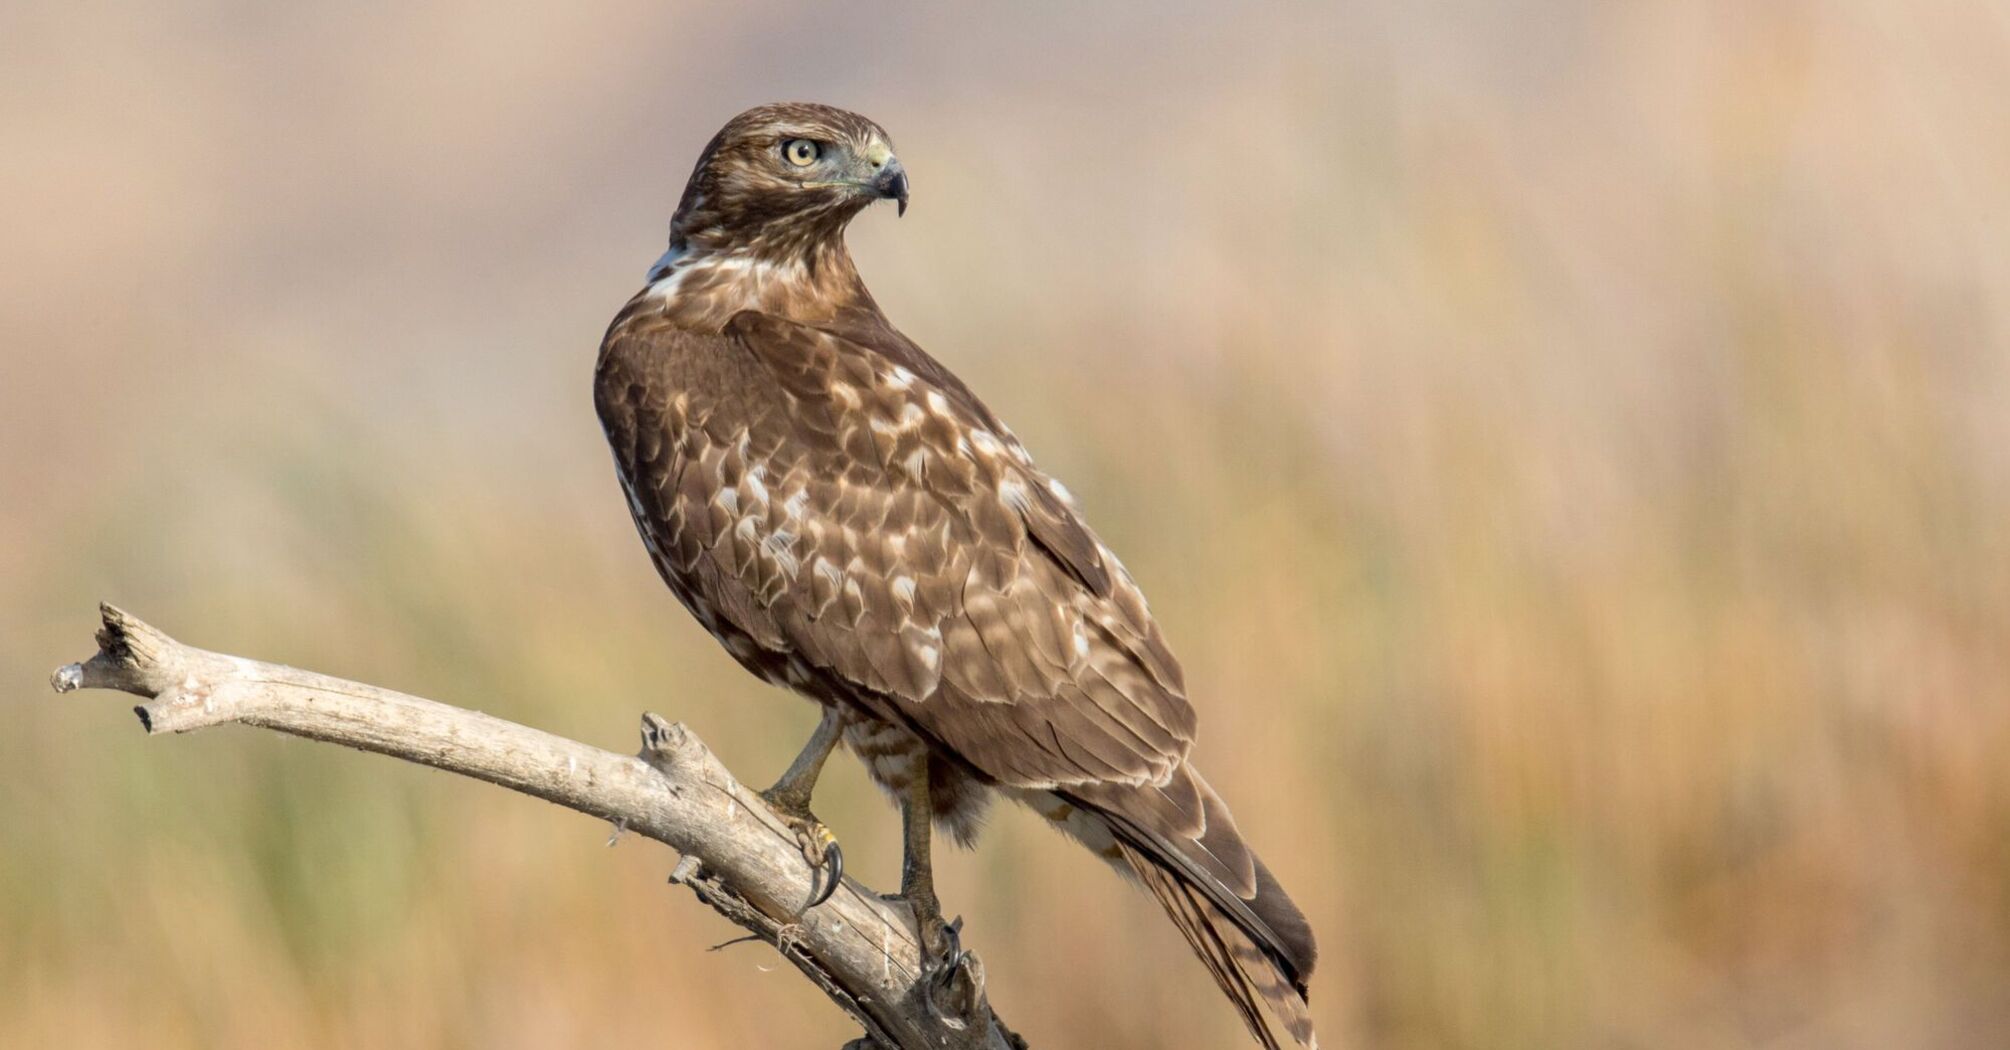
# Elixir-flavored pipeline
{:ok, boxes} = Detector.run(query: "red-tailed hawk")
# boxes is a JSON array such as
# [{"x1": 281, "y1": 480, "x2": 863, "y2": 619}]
[{"x1": 595, "y1": 103, "x2": 1317, "y2": 1048}]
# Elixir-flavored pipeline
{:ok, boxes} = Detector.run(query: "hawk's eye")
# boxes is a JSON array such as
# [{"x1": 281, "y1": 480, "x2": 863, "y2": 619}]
[{"x1": 782, "y1": 139, "x2": 821, "y2": 167}]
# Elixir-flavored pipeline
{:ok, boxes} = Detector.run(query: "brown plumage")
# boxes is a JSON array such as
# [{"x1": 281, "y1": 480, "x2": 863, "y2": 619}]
[{"x1": 594, "y1": 102, "x2": 1317, "y2": 1047}]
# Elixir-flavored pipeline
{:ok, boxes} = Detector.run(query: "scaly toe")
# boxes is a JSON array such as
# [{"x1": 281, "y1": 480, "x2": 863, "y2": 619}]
[
  {"x1": 759, "y1": 789, "x2": 844, "y2": 911},
  {"x1": 916, "y1": 914, "x2": 982, "y2": 1027},
  {"x1": 926, "y1": 914, "x2": 966, "y2": 984}
]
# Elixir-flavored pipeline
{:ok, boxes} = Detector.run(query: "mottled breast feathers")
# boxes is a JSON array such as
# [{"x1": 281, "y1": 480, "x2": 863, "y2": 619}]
[{"x1": 595, "y1": 299, "x2": 1195, "y2": 791}]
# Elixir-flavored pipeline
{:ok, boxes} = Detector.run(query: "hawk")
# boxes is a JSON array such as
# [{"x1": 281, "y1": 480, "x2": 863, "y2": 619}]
[{"x1": 595, "y1": 103, "x2": 1317, "y2": 1047}]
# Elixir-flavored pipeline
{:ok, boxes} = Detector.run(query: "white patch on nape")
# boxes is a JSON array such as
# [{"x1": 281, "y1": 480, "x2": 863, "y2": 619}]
[
  {"x1": 646, "y1": 265, "x2": 691, "y2": 301},
  {"x1": 643, "y1": 247, "x2": 813, "y2": 311},
  {"x1": 709, "y1": 252, "x2": 808, "y2": 285}
]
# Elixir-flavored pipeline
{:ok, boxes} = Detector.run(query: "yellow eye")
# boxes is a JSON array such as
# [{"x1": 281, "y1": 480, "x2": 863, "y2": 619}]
[{"x1": 783, "y1": 139, "x2": 821, "y2": 167}]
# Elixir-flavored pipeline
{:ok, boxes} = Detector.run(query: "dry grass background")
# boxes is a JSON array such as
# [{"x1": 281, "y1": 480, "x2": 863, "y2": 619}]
[{"x1": 5, "y1": 1, "x2": 2009, "y2": 1047}]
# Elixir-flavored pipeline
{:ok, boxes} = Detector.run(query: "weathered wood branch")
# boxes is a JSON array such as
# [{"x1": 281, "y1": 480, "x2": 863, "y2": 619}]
[{"x1": 49, "y1": 603, "x2": 1022, "y2": 1050}]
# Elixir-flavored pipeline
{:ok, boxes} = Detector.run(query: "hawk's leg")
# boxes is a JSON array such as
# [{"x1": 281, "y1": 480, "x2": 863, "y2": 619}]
[
  {"x1": 760, "y1": 704, "x2": 846, "y2": 911},
  {"x1": 896, "y1": 771, "x2": 982, "y2": 1019}
]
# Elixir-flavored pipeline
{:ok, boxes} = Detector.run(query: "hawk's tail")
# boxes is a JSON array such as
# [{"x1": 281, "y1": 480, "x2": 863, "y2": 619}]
[{"x1": 1077, "y1": 765, "x2": 1318, "y2": 1049}]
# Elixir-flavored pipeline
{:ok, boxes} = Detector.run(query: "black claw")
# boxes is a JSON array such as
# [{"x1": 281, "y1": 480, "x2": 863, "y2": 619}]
[
  {"x1": 808, "y1": 841, "x2": 843, "y2": 909},
  {"x1": 926, "y1": 915, "x2": 967, "y2": 989},
  {"x1": 919, "y1": 914, "x2": 978, "y2": 1026}
]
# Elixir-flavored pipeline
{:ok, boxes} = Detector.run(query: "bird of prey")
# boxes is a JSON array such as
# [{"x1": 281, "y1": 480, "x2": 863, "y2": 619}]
[{"x1": 595, "y1": 103, "x2": 1317, "y2": 1048}]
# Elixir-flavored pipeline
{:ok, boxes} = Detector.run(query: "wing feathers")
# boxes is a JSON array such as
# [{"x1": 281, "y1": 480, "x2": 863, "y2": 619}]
[{"x1": 606, "y1": 310, "x2": 1210, "y2": 734}]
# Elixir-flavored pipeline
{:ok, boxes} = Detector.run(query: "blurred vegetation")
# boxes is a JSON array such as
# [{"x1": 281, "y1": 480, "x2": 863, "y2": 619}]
[{"x1": 5, "y1": 1, "x2": 2009, "y2": 1047}]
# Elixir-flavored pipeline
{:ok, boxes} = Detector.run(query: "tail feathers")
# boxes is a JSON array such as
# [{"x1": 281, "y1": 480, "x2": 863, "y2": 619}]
[
  {"x1": 1076, "y1": 764, "x2": 1318, "y2": 983},
  {"x1": 1247, "y1": 849, "x2": 1318, "y2": 997},
  {"x1": 1118, "y1": 840, "x2": 1317, "y2": 1048},
  {"x1": 1057, "y1": 762, "x2": 1317, "y2": 1046}
]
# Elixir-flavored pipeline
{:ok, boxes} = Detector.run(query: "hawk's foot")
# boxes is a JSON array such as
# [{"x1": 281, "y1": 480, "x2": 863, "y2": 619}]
[
  {"x1": 759, "y1": 785, "x2": 844, "y2": 912},
  {"x1": 899, "y1": 891, "x2": 984, "y2": 1027}
]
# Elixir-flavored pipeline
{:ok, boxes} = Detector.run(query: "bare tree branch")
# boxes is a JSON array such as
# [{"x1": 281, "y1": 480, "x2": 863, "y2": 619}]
[{"x1": 49, "y1": 603, "x2": 1023, "y2": 1050}]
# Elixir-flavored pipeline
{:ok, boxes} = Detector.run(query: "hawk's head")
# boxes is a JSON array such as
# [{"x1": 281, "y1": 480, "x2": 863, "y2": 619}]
[{"x1": 668, "y1": 103, "x2": 908, "y2": 259}]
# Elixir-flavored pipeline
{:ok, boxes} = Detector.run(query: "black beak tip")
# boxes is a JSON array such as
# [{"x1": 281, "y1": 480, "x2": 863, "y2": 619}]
[
  {"x1": 889, "y1": 173, "x2": 910, "y2": 217},
  {"x1": 875, "y1": 166, "x2": 910, "y2": 217}
]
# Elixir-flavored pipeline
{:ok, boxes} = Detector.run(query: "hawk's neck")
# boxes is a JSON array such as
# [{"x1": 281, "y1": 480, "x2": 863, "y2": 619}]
[{"x1": 641, "y1": 240, "x2": 878, "y2": 333}]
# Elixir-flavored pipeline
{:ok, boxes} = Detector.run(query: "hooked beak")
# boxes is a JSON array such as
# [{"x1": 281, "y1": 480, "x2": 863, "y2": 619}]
[{"x1": 871, "y1": 156, "x2": 910, "y2": 217}]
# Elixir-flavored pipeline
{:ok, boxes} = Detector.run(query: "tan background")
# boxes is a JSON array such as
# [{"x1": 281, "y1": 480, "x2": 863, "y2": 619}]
[{"x1": 5, "y1": 1, "x2": 2009, "y2": 1047}]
